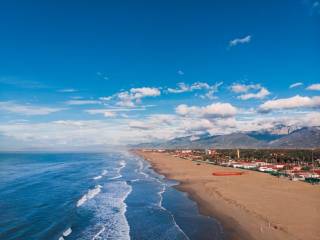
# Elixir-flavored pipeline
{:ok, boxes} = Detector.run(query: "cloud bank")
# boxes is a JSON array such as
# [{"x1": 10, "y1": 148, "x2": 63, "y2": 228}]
[
  {"x1": 259, "y1": 95, "x2": 320, "y2": 112},
  {"x1": 0, "y1": 102, "x2": 65, "y2": 116}
]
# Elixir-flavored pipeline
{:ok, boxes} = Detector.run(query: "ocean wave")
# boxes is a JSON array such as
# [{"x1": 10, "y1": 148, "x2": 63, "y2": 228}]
[
  {"x1": 138, "y1": 157, "x2": 190, "y2": 240},
  {"x1": 107, "y1": 160, "x2": 127, "y2": 180},
  {"x1": 93, "y1": 170, "x2": 108, "y2": 180},
  {"x1": 158, "y1": 184, "x2": 166, "y2": 210},
  {"x1": 93, "y1": 175, "x2": 102, "y2": 180},
  {"x1": 130, "y1": 179, "x2": 141, "y2": 183},
  {"x1": 119, "y1": 160, "x2": 126, "y2": 170},
  {"x1": 77, "y1": 185, "x2": 102, "y2": 207},
  {"x1": 91, "y1": 226, "x2": 105, "y2": 240},
  {"x1": 58, "y1": 227, "x2": 72, "y2": 240},
  {"x1": 108, "y1": 175, "x2": 121, "y2": 180},
  {"x1": 80, "y1": 181, "x2": 132, "y2": 240}
]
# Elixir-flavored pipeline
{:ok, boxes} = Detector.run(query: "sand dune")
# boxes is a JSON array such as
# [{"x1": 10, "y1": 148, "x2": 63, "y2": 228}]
[{"x1": 137, "y1": 151, "x2": 320, "y2": 240}]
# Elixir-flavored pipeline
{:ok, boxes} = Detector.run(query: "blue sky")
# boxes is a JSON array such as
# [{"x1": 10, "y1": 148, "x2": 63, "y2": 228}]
[{"x1": 0, "y1": 0, "x2": 319, "y2": 150}]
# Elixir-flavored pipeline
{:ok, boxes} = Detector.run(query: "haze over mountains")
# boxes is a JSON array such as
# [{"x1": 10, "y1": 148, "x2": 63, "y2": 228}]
[{"x1": 131, "y1": 126, "x2": 320, "y2": 149}]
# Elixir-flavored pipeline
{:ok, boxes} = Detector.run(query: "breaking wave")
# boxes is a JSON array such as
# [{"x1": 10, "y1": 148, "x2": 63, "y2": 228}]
[
  {"x1": 80, "y1": 181, "x2": 132, "y2": 240},
  {"x1": 93, "y1": 170, "x2": 108, "y2": 180},
  {"x1": 77, "y1": 185, "x2": 102, "y2": 207},
  {"x1": 58, "y1": 227, "x2": 72, "y2": 240}
]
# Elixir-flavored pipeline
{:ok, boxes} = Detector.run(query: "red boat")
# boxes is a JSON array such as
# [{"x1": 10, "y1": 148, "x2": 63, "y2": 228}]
[{"x1": 212, "y1": 171, "x2": 244, "y2": 176}]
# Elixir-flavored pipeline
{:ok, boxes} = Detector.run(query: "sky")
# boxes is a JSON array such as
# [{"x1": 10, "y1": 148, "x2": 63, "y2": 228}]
[{"x1": 0, "y1": 0, "x2": 319, "y2": 150}]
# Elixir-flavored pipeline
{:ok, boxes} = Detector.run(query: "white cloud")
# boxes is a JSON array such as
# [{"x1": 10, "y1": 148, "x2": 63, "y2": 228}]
[
  {"x1": 176, "y1": 102, "x2": 237, "y2": 118},
  {"x1": 116, "y1": 92, "x2": 136, "y2": 107},
  {"x1": 99, "y1": 96, "x2": 112, "y2": 101},
  {"x1": 178, "y1": 111, "x2": 320, "y2": 137},
  {"x1": 65, "y1": 100, "x2": 101, "y2": 105},
  {"x1": 85, "y1": 107, "x2": 146, "y2": 116},
  {"x1": 98, "y1": 87, "x2": 161, "y2": 108},
  {"x1": 0, "y1": 118, "x2": 182, "y2": 149},
  {"x1": 259, "y1": 95, "x2": 320, "y2": 112},
  {"x1": 167, "y1": 82, "x2": 190, "y2": 93},
  {"x1": 130, "y1": 87, "x2": 160, "y2": 98},
  {"x1": 168, "y1": 81, "x2": 222, "y2": 99},
  {"x1": 171, "y1": 82, "x2": 212, "y2": 93},
  {"x1": 104, "y1": 111, "x2": 117, "y2": 117},
  {"x1": 0, "y1": 120, "x2": 131, "y2": 148},
  {"x1": 147, "y1": 114, "x2": 177, "y2": 125},
  {"x1": 230, "y1": 83, "x2": 270, "y2": 100},
  {"x1": 310, "y1": 1, "x2": 320, "y2": 15},
  {"x1": 2, "y1": 110, "x2": 320, "y2": 150},
  {"x1": 0, "y1": 77, "x2": 46, "y2": 89},
  {"x1": 128, "y1": 114, "x2": 177, "y2": 130},
  {"x1": 96, "y1": 72, "x2": 109, "y2": 80},
  {"x1": 229, "y1": 35, "x2": 251, "y2": 47},
  {"x1": 177, "y1": 70, "x2": 184, "y2": 75},
  {"x1": 181, "y1": 118, "x2": 214, "y2": 132},
  {"x1": 230, "y1": 83, "x2": 260, "y2": 93},
  {"x1": 199, "y1": 89, "x2": 218, "y2": 100},
  {"x1": 289, "y1": 82, "x2": 303, "y2": 88},
  {"x1": 306, "y1": 83, "x2": 320, "y2": 91},
  {"x1": 58, "y1": 88, "x2": 77, "y2": 93},
  {"x1": 128, "y1": 121, "x2": 154, "y2": 130},
  {"x1": 116, "y1": 87, "x2": 160, "y2": 107},
  {"x1": 238, "y1": 87, "x2": 270, "y2": 100},
  {"x1": 85, "y1": 109, "x2": 107, "y2": 115},
  {"x1": 0, "y1": 101, "x2": 65, "y2": 116}
]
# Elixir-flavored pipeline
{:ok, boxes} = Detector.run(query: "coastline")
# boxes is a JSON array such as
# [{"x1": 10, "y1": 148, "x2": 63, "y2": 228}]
[
  {"x1": 135, "y1": 150, "x2": 320, "y2": 240},
  {"x1": 149, "y1": 161, "x2": 253, "y2": 240}
]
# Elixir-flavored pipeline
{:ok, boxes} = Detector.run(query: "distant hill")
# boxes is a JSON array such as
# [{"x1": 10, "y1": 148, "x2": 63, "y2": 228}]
[
  {"x1": 130, "y1": 126, "x2": 320, "y2": 149},
  {"x1": 269, "y1": 127, "x2": 320, "y2": 148},
  {"x1": 208, "y1": 133, "x2": 266, "y2": 148}
]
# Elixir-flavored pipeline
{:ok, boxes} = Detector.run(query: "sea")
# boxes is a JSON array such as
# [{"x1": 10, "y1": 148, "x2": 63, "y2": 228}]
[{"x1": 0, "y1": 151, "x2": 224, "y2": 240}]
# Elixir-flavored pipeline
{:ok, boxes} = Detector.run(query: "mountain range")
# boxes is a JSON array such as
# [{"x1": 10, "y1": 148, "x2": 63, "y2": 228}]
[{"x1": 130, "y1": 126, "x2": 320, "y2": 149}]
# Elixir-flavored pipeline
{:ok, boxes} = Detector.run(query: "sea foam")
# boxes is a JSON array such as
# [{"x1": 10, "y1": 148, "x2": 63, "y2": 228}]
[
  {"x1": 138, "y1": 157, "x2": 190, "y2": 240},
  {"x1": 77, "y1": 185, "x2": 102, "y2": 207},
  {"x1": 93, "y1": 170, "x2": 108, "y2": 180},
  {"x1": 91, "y1": 226, "x2": 105, "y2": 240},
  {"x1": 63, "y1": 227, "x2": 72, "y2": 237},
  {"x1": 81, "y1": 181, "x2": 132, "y2": 240},
  {"x1": 108, "y1": 160, "x2": 126, "y2": 180}
]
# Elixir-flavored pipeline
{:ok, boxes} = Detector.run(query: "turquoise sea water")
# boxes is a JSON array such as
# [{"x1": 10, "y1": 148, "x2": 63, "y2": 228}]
[{"x1": 0, "y1": 152, "x2": 224, "y2": 240}]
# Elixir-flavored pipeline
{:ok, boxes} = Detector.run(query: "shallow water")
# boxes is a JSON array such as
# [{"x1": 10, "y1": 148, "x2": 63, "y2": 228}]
[{"x1": 0, "y1": 151, "x2": 224, "y2": 240}]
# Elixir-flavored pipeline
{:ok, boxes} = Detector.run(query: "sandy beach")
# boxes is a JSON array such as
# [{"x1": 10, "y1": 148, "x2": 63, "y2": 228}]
[{"x1": 136, "y1": 150, "x2": 320, "y2": 240}]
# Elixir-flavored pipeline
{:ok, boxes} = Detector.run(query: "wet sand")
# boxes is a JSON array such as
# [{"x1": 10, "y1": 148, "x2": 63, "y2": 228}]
[{"x1": 136, "y1": 150, "x2": 320, "y2": 240}]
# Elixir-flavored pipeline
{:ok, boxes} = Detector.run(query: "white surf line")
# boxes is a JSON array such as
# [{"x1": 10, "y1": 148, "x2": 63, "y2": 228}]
[
  {"x1": 158, "y1": 184, "x2": 166, "y2": 210},
  {"x1": 142, "y1": 160, "x2": 190, "y2": 239},
  {"x1": 93, "y1": 176, "x2": 102, "y2": 180},
  {"x1": 124, "y1": 184, "x2": 132, "y2": 239},
  {"x1": 119, "y1": 160, "x2": 126, "y2": 171},
  {"x1": 108, "y1": 175, "x2": 121, "y2": 180},
  {"x1": 137, "y1": 156, "x2": 190, "y2": 239},
  {"x1": 93, "y1": 170, "x2": 108, "y2": 180},
  {"x1": 63, "y1": 228, "x2": 72, "y2": 237},
  {"x1": 108, "y1": 160, "x2": 127, "y2": 180},
  {"x1": 169, "y1": 211, "x2": 190, "y2": 240},
  {"x1": 58, "y1": 227, "x2": 72, "y2": 240},
  {"x1": 103, "y1": 183, "x2": 132, "y2": 240},
  {"x1": 157, "y1": 183, "x2": 190, "y2": 240},
  {"x1": 137, "y1": 159, "x2": 150, "y2": 179},
  {"x1": 92, "y1": 226, "x2": 106, "y2": 240},
  {"x1": 77, "y1": 185, "x2": 102, "y2": 207}
]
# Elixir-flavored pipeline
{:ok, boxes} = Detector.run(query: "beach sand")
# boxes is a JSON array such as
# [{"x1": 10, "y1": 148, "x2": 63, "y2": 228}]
[{"x1": 136, "y1": 150, "x2": 320, "y2": 240}]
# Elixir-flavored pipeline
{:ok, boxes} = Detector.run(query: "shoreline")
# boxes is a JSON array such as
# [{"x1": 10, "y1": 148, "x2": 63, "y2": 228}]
[
  {"x1": 146, "y1": 156, "x2": 253, "y2": 240},
  {"x1": 135, "y1": 150, "x2": 320, "y2": 240},
  {"x1": 150, "y1": 163, "x2": 253, "y2": 240}
]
